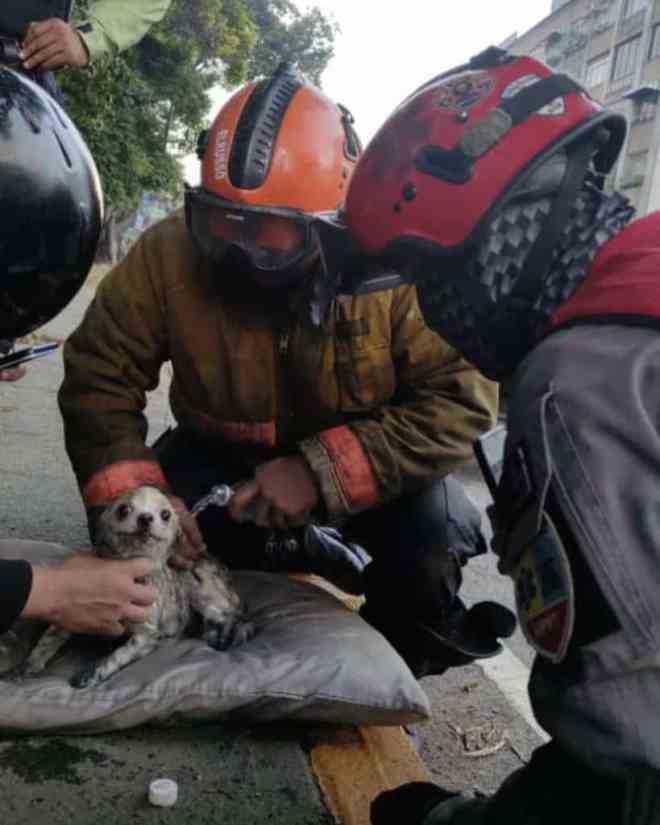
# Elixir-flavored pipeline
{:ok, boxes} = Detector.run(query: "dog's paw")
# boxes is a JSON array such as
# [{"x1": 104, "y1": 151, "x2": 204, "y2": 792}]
[
  {"x1": 204, "y1": 617, "x2": 256, "y2": 651},
  {"x1": 70, "y1": 661, "x2": 100, "y2": 690}
]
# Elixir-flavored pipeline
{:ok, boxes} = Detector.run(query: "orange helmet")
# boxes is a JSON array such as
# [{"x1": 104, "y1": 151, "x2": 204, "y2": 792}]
[{"x1": 186, "y1": 62, "x2": 361, "y2": 276}]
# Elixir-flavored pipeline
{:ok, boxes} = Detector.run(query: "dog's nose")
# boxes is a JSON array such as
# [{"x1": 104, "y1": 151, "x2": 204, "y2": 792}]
[{"x1": 137, "y1": 513, "x2": 154, "y2": 530}]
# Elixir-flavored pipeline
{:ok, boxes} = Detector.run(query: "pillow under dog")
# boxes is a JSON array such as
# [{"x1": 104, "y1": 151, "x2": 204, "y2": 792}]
[{"x1": 0, "y1": 540, "x2": 430, "y2": 734}]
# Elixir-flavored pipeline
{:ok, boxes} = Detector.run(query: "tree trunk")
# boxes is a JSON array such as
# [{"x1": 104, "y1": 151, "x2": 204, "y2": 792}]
[{"x1": 95, "y1": 207, "x2": 132, "y2": 264}]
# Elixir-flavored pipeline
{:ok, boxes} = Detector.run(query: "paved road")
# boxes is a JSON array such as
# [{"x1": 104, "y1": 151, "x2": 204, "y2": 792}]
[{"x1": 0, "y1": 272, "x2": 545, "y2": 798}]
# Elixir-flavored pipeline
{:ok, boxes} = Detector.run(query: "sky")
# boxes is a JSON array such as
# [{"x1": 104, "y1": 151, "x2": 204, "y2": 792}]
[{"x1": 184, "y1": 1, "x2": 552, "y2": 182}]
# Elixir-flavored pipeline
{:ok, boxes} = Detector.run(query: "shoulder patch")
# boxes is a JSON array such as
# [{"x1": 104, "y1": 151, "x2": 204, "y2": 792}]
[{"x1": 512, "y1": 513, "x2": 575, "y2": 663}]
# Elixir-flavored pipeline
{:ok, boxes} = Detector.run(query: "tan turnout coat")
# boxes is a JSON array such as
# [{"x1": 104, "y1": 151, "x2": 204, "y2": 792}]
[{"x1": 59, "y1": 212, "x2": 498, "y2": 518}]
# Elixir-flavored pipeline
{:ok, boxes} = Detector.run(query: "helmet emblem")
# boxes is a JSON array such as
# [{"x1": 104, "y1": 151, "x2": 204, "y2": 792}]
[{"x1": 434, "y1": 73, "x2": 494, "y2": 111}]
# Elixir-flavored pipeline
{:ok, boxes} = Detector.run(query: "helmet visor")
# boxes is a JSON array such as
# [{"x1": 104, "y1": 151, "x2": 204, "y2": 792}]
[{"x1": 186, "y1": 189, "x2": 313, "y2": 271}]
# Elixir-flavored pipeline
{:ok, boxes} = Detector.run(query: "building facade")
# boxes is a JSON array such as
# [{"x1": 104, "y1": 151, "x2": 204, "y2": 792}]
[{"x1": 508, "y1": 0, "x2": 660, "y2": 214}]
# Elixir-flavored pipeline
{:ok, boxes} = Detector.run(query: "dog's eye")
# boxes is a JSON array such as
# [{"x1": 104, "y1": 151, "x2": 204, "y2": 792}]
[
  {"x1": 116, "y1": 504, "x2": 131, "y2": 520},
  {"x1": 161, "y1": 509, "x2": 172, "y2": 522}
]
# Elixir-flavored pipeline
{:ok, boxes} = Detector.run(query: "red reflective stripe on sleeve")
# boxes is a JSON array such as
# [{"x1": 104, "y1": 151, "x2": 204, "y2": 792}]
[
  {"x1": 82, "y1": 461, "x2": 169, "y2": 507},
  {"x1": 192, "y1": 414, "x2": 277, "y2": 447},
  {"x1": 318, "y1": 426, "x2": 379, "y2": 511}
]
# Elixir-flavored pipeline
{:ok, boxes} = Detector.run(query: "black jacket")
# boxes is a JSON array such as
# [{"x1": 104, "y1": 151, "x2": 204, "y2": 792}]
[{"x1": 0, "y1": 559, "x2": 32, "y2": 632}]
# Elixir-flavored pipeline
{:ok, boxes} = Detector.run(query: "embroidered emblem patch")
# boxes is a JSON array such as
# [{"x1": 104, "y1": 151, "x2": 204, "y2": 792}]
[
  {"x1": 512, "y1": 513, "x2": 575, "y2": 663},
  {"x1": 435, "y1": 72, "x2": 494, "y2": 111}
]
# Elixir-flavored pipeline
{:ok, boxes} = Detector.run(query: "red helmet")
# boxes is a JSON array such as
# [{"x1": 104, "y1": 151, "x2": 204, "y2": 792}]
[
  {"x1": 345, "y1": 47, "x2": 625, "y2": 261},
  {"x1": 340, "y1": 48, "x2": 631, "y2": 378},
  {"x1": 186, "y1": 62, "x2": 360, "y2": 278}
]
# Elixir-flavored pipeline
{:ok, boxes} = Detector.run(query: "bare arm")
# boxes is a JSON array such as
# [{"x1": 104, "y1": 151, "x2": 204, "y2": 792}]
[{"x1": 22, "y1": 554, "x2": 158, "y2": 637}]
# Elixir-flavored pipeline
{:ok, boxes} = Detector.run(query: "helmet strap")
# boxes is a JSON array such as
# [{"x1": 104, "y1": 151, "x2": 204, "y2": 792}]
[{"x1": 495, "y1": 135, "x2": 597, "y2": 330}]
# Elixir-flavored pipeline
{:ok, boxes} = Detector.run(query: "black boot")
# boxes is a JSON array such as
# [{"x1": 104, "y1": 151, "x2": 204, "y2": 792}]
[
  {"x1": 371, "y1": 782, "x2": 460, "y2": 825},
  {"x1": 360, "y1": 597, "x2": 516, "y2": 678}
]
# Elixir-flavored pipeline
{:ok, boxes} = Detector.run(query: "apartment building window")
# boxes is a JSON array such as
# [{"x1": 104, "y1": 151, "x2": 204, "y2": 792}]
[
  {"x1": 650, "y1": 24, "x2": 660, "y2": 60},
  {"x1": 585, "y1": 53, "x2": 609, "y2": 87},
  {"x1": 612, "y1": 36, "x2": 641, "y2": 83},
  {"x1": 624, "y1": 151, "x2": 648, "y2": 186},
  {"x1": 622, "y1": 0, "x2": 647, "y2": 18}
]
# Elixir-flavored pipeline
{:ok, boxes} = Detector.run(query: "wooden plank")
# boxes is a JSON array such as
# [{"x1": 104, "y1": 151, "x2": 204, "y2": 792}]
[
  {"x1": 310, "y1": 725, "x2": 431, "y2": 825},
  {"x1": 293, "y1": 574, "x2": 431, "y2": 823}
]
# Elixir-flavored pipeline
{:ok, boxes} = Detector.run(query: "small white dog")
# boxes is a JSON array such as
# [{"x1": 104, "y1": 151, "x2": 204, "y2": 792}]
[{"x1": 22, "y1": 486, "x2": 255, "y2": 688}]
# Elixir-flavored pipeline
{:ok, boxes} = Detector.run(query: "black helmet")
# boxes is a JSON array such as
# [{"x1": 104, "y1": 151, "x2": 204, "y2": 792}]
[{"x1": 0, "y1": 67, "x2": 103, "y2": 339}]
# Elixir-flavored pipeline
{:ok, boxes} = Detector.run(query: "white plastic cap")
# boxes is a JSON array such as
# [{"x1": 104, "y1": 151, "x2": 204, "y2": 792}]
[{"x1": 148, "y1": 778, "x2": 178, "y2": 807}]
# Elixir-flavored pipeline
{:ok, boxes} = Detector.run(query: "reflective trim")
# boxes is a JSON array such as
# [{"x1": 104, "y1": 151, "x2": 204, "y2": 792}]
[
  {"x1": 318, "y1": 426, "x2": 380, "y2": 512},
  {"x1": 82, "y1": 460, "x2": 168, "y2": 507}
]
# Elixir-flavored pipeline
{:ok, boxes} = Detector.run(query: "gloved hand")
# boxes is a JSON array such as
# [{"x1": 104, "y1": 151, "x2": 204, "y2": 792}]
[{"x1": 371, "y1": 782, "x2": 461, "y2": 825}]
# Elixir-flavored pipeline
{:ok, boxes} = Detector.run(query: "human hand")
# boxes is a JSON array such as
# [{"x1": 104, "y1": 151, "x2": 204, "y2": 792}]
[
  {"x1": 21, "y1": 18, "x2": 89, "y2": 71},
  {"x1": 23, "y1": 553, "x2": 158, "y2": 636},
  {"x1": 228, "y1": 456, "x2": 320, "y2": 529},
  {"x1": 167, "y1": 495, "x2": 206, "y2": 569},
  {"x1": 0, "y1": 366, "x2": 26, "y2": 382}
]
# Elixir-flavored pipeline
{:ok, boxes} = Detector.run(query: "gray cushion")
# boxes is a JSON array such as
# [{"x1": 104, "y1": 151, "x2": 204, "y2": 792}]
[{"x1": 0, "y1": 541, "x2": 430, "y2": 734}]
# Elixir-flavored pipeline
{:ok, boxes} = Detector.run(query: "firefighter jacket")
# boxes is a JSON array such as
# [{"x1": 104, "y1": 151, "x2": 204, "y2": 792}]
[{"x1": 58, "y1": 211, "x2": 498, "y2": 520}]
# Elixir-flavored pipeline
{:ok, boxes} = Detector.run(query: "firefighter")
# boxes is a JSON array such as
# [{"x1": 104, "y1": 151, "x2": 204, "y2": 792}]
[
  {"x1": 342, "y1": 45, "x2": 659, "y2": 824},
  {"x1": 57, "y1": 62, "x2": 515, "y2": 679}
]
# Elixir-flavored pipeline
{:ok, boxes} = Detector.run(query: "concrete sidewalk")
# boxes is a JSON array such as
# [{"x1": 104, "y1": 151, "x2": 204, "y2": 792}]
[{"x1": 0, "y1": 273, "x2": 546, "y2": 818}]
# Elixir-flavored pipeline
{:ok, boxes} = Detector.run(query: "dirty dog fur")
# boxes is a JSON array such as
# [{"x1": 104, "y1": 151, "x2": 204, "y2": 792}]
[{"x1": 22, "y1": 486, "x2": 255, "y2": 688}]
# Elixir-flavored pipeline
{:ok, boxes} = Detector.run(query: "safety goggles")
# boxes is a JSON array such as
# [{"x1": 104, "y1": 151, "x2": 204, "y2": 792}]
[{"x1": 185, "y1": 188, "x2": 331, "y2": 272}]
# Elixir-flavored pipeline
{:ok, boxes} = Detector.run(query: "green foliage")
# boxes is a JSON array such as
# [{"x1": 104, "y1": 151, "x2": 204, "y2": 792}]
[
  {"x1": 60, "y1": 0, "x2": 337, "y2": 218},
  {"x1": 61, "y1": 56, "x2": 180, "y2": 212},
  {"x1": 61, "y1": 0, "x2": 255, "y2": 213},
  {"x1": 245, "y1": 0, "x2": 338, "y2": 85}
]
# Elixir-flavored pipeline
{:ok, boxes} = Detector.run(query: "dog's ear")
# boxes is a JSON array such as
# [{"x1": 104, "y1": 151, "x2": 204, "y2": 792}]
[
  {"x1": 172, "y1": 524, "x2": 185, "y2": 553},
  {"x1": 167, "y1": 525, "x2": 192, "y2": 568}
]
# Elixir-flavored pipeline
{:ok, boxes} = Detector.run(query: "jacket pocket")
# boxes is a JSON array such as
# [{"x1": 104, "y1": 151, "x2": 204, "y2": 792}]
[
  {"x1": 498, "y1": 385, "x2": 655, "y2": 659},
  {"x1": 334, "y1": 335, "x2": 395, "y2": 412}
]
